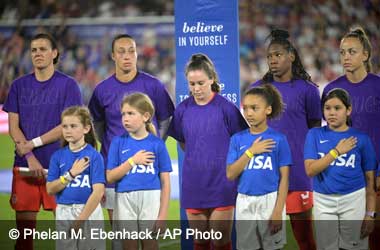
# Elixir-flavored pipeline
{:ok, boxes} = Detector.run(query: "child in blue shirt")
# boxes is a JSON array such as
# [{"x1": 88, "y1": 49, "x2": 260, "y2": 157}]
[
  {"x1": 106, "y1": 92, "x2": 172, "y2": 250},
  {"x1": 227, "y1": 84, "x2": 292, "y2": 250},
  {"x1": 47, "y1": 106, "x2": 105, "y2": 250},
  {"x1": 304, "y1": 88, "x2": 376, "y2": 250}
]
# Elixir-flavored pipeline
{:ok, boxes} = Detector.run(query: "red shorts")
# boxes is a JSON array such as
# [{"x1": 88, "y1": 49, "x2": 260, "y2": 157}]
[
  {"x1": 286, "y1": 191, "x2": 313, "y2": 214},
  {"x1": 186, "y1": 205, "x2": 234, "y2": 214},
  {"x1": 10, "y1": 167, "x2": 56, "y2": 212}
]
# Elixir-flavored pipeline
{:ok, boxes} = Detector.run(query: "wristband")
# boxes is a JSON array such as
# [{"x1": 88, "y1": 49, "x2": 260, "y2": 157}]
[
  {"x1": 128, "y1": 157, "x2": 136, "y2": 167},
  {"x1": 60, "y1": 176, "x2": 69, "y2": 185},
  {"x1": 25, "y1": 151, "x2": 34, "y2": 160},
  {"x1": 245, "y1": 149, "x2": 254, "y2": 159},
  {"x1": 32, "y1": 137, "x2": 43, "y2": 148},
  {"x1": 329, "y1": 149, "x2": 339, "y2": 159},
  {"x1": 63, "y1": 171, "x2": 74, "y2": 182}
]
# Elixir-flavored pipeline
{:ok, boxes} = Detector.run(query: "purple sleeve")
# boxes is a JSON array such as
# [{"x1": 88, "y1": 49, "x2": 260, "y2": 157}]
[
  {"x1": 249, "y1": 80, "x2": 262, "y2": 89},
  {"x1": 64, "y1": 79, "x2": 83, "y2": 108},
  {"x1": 224, "y1": 102, "x2": 248, "y2": 136},
  {"x1": 2, "y1": 80, "x2": 18, "y2": 113},
  {"x1": 152, "y1": 82, "x2": 174, "y2": 121},
  {"x1": 88, "y1": 88, "x2": 105, "y2": 122},
  {"x1": 305, "y1": 85, "x2": 322, "y2": 121},
  {"x1": 167, "y1": 106, "x2": 185, "y2": 143}
]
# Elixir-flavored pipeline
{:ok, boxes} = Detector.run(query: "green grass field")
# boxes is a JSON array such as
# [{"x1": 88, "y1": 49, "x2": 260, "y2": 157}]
[{"x1": 0, "y1": 134, "x2": 297, "y2": 249}]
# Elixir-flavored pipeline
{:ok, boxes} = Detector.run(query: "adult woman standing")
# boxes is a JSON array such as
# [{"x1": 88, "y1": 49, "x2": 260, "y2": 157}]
[{"x1": 168, "y1": 53, "x2": 248, "y2": 250}]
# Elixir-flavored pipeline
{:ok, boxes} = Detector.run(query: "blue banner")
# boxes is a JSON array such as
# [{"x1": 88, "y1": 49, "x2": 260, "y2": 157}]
[{"x1": 174, "y1": 1, "x2": 240, "y2": 249}]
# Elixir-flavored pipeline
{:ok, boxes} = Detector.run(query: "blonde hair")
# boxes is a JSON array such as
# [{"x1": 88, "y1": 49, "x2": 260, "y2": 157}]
[
  {"x1": 121, "y1": 92, "x2": 157, "y2": 136},
  {"x1": 61, "y1": 106, "x2": 98, "y2": 149}
]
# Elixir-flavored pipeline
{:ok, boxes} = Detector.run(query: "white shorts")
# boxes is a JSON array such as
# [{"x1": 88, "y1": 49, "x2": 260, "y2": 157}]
[
  {"x1": 314, "y1": 188, "x2": 367, "y2": 250},
  {"x1": 56, "y1": 203, "x2": 105, "y2": 250},
  {"x1": 235, "y1": 192, "x2": 286, "y2": 250},
  {"x1": 101, "y1": 187, "x2": 116, "y2": 209},
  {"x1": 113, "y1": 190, "x2": 161, "y2": 233}
]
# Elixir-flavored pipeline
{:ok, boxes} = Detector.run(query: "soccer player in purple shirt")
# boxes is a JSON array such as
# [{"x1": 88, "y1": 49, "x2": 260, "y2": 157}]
[
  {"x1": 3, "y1": 33, "x2": 82, "y2": 250},
  {"x1": 88, "y1": 34, "x2": 174, "y2": 225},
  {"x1": 321, "y1": 27, "x2": 380, "y2": 250},
  {"x1": 168, "y1": 54, "x2": 248, "y2": 250},
  {"x1": 250, "y1": 29, "x2": 320, "y2": 250}
]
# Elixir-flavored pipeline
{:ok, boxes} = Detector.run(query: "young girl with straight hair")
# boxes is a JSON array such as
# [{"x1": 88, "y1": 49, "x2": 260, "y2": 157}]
[
  {"x1": 321, "y1": 28, "x2": 380, "y2": 249},
  {"x1": 227, "y1": 84, "x2": 291, "y2": 250},
  {"x1": 47, "y1": 106, "x2": 105, "y2": 250},
  {"x1": 107, "y1": 92, "x2": 172, "y2": 250},
  {"x1": 304, "y1": 88, "x2": 376, "y2": 250}
]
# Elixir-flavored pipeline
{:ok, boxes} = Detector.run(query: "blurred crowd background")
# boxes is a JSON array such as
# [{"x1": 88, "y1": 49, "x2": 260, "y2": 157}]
[{"x1": 0, "y1": 0, "x2": 379, "y2": 104}]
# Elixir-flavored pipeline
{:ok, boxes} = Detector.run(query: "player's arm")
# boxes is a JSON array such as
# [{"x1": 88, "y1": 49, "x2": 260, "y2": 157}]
[
  {"x1": 9, "y1": 112, "x2": 46, "y2": 176},
  {"x1": 46, "y1": 178, "x2": 68, "y2": 195},
  {"x1": 93, "y1": 120, "x2": 105, "y2": 143},
  {"x1": 361, "y1": 170, "x2": 376, "y2": 239},
  {"x1": 16, "y1": 123, "x2": 63, "y2": 156},
  {"x1": 226, "y1": 151, "x2": 252, "y2": 180},
  {"x1": 77, "y1": 183, "x2": 105, "y2": 221},
  {"x1": 157, "y1": 172, "x2": 170, "y2": 221},
  {"x1": 8, "y1": 112, "x2": 27, "y2": 143},
  {"x1": 365, "y1": 171, "x2": 376, "y2": 214},
  {"x1": 305, "y1": 136, "x2": 357, "y2": 177},
  {"x1": 158, "y1": 117, "x2": 172, "y2": 141},
  {"x1": 269, "y1": 166, "x2": 289, "y2": 234}
]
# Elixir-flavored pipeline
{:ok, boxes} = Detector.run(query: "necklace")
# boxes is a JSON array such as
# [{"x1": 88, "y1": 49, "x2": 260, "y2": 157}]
[{"x1": 70, "y1": 142, "x2": 87, "y2": 152}]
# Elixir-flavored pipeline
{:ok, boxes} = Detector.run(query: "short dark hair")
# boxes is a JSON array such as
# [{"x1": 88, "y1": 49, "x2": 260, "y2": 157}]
[
  {"x1": 31, "y1": 33, "x2": 59, "y2": 64},
  {"x1": 111, "y1": 34, "x2": 135, "y2": 52}
]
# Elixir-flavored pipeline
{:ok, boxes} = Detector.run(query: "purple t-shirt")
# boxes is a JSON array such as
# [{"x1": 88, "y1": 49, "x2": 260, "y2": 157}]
[
  {"x1": 322, "y1": 73, "x2": 380, "y2": 161},
  {"x1": 168, "y1": 94, "x2": 248, "y2": 208},
  {"x1": 250, "y1": 80, "x2": 322, "y2": 191},
  {"x1": 3, "y1": 71, "x2": 82, "y2": 169},
  {"x1": 88, "y1": 72, "x2": 174, "y2": 160}
]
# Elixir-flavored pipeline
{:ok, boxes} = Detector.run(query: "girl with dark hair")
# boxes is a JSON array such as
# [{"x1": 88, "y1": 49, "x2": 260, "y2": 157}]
[
  {"x1": 47, "y1": 106, "x2": 105, "y2": 250},
  {"x1": 321, "y1": 27, "x2": 380, "y2": 249},
  {"x1": 304, "y1": 88, "x2": 376, "y2": 250},
  {"x1": 250, "y1": 29, "x2": 320, "y2": 250},
  {"x1": 227, "y1": 84, "x2": 291, "y2": 250},
  {"x1": 168, "y1": 53, "x2": 248, "y2": 250}
]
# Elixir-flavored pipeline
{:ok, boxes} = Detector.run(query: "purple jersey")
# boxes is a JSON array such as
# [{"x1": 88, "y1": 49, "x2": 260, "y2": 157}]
[
  {"x1": 168, "y1": 94, "x2": 248, "y2": 208},
  {"x1": 3, "y1": 71, "x2": 82, "y2": 169},
  {"x1": 322, "y1": 73, "x2": 380, "y2": 161},
  {"x1": 250, "y1": 80, "x2": 322, "y2": 191},
  {"x1": 88, "y1": 72, "x2": 174, "y2": 161}
]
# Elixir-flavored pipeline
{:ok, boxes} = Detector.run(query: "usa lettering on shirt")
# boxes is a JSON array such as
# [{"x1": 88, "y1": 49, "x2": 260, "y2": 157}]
[
  {"x1": 318, "y1": 152, "x2": 356, "y2": 168},
  {"x1": 245, "y1": 156, "x2": 273, "y2": 170},
  {"x1": 127, "y1": 163, "x2": 155, "y2": 175},
  {"x1": 67, "y1": 175, "x2": 91, "y2": 188}
]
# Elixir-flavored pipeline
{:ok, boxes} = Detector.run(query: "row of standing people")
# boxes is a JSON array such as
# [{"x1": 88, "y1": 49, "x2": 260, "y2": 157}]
[{"x1": 3, "y1": 26, "x2": 380, "y2": 250}]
